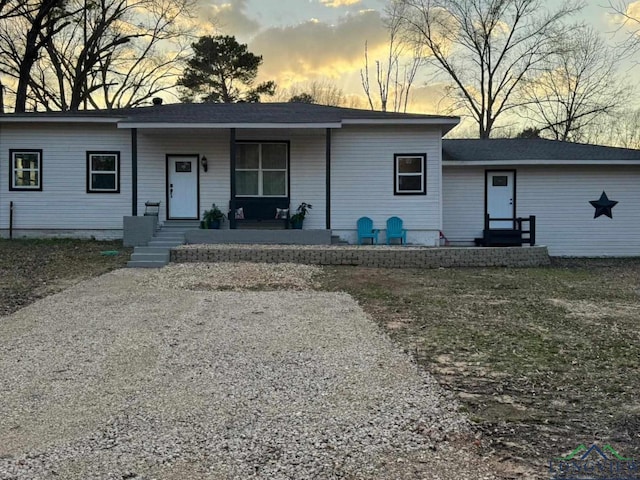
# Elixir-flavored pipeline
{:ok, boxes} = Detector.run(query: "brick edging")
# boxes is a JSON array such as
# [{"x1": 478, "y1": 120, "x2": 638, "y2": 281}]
[{"x1": 171, "y1": 246, "x2": 551, "y2": 268}]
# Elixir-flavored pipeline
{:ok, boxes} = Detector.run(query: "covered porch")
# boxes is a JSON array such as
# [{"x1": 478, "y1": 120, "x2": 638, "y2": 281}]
[{"x1": 127, "y1": 123, "x2": 334, "y2": 231}]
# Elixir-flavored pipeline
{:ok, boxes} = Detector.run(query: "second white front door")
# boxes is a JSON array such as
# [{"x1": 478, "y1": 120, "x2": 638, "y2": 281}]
[
  {"x1": 486, "y1": 171, "x2": 515, "y2": 228},
  {"x1": 168, "y1": 155, "x2": 198, "y2": 219}
]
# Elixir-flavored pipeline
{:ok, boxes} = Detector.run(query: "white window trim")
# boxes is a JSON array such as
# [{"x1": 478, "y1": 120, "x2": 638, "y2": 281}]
[
  {"x1": 10, "y1": 150, "x2": 42, "y2": 191},
  {"x1": 87, "y1": 152, "x2": 120, "y2": 193},
  {"x1": 394, "y1": 154, "x2": 426, "y2": 195},
  {"x1": 236, "y1": 142, "x2": 288, "y2": 197}
]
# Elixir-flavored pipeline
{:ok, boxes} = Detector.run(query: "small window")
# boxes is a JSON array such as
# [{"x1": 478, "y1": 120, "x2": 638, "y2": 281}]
[
  {"x1": 492, "y1": 176, "x2": 508, "y2": 187},
  {"x1": 175, "y1": 161, "x2": 192, "y2": 173},
  {"x1": 10, "y1": 150, "x2": 42, "y2": 191},
  {"x1": 394, "y1": 154, "x2": 426, "y2": 195},
  {"x1": 87, "y1": 151, "x2": 120, "y2": 193}
]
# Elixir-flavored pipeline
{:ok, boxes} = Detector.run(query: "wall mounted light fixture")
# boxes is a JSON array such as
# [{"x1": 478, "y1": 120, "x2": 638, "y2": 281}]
[{"x1": 201, "y1": 155, "x2": 208, "y2": 172}]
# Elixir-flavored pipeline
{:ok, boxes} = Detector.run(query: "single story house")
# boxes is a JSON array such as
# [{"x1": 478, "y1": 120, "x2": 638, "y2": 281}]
[{"x1": 1, "y1": 102, "x2": 639, "y2": 256}]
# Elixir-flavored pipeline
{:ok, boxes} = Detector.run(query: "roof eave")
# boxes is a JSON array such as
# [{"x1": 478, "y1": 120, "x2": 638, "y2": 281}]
[
  {"x1": 443, "y1": 159, "x2": 640, "y2": 166},
  {"x1": 118, "y1": 122, "x2": 343, "y2": 129},
  {"x1": 0, "y1": 116, "x2": 122, "y2": 124}
]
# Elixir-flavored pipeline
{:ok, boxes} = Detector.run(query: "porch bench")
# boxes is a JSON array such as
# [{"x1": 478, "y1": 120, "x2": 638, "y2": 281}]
[{"x1": 230, "y1": 198, "x2": 290, "y2": 229}]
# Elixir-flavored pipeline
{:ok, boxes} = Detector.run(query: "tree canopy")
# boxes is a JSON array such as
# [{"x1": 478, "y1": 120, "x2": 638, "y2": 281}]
[{"x1": 178, "y1": 35, "x2": 276, "y2": 103}]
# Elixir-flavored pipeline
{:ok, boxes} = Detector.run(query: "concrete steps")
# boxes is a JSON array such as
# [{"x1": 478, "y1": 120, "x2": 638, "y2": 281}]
[{"x1": 127, "y1": 220, "x2": 197, "y2": 268}]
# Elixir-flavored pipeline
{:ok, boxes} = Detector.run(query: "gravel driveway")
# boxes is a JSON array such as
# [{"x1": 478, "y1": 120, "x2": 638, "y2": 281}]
[{"x1": 0, "y1": 264, "x2": 498, "y2": 479}]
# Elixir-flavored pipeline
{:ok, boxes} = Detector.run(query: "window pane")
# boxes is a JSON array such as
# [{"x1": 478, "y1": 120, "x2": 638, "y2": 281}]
[
  {"x1": 175, "y1": 161, "x2": 192, "y2": 173},
  {"x1": 16, "y1": 171, "x2": 39, "y2": 187},
  {"x1": 237, "y1": 144, "x2": 259, "y2": 169},
  {"x1": 492, "y1": 176, "x2": 508, "y2": 187},
  {"x1": 91, "y1": 155, "x2": 116, "y2": 172},
  {"x1": 398, "y1": 157, "x2": 422, "y2": 173},
  {"x1": 398, "y1": 175, "x2": 422, "y2": 192},
  {"x1": 262, "y1": 144, "x2": 287, "y2": 169},
  {"x1": 236, "y1": 171, "x2": 259, "y2": 195},
  {"x1": 263, "y1": 171, "x2": 286, "y2": 196},
  {"x1": 14, "y1": 153, "x2": 39, "y2": 170},
  {"x1": 91, "y1": 173, "x2": 116, "y2": 190}
]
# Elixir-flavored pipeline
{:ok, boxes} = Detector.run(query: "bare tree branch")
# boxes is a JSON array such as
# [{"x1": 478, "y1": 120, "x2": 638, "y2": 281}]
[
  {"x1": 397, "y1": 0, "x2": 583, "y2": 137},
  {"x1": 518, "y1": 26, "x2": 628, "y2": 142}
]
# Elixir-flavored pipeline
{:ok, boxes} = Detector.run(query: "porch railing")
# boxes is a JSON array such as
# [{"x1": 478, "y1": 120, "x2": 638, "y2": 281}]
[{"x1": 483, "y1": 214, "x2": 536, "y2": 246}]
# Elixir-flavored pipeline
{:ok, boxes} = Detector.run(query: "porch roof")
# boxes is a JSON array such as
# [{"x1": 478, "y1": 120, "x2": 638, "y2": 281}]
[
  {"x1": 0, "y1": 102, "x2": 460, "y2": 133},
  {"x1": 443, "y1": 138, "x2": 640, "y2": 165}
]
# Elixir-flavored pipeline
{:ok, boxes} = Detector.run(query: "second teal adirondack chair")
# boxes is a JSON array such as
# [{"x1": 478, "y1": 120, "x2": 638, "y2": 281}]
[
  {"x1": 386, "y1": 216, "x2": 407, "y2": 245},
  {"x1": 357, "y1": 216, "x2": 380, "y2": 244}
]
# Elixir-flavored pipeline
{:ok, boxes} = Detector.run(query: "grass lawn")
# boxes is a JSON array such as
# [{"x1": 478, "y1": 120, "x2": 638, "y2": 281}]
[
  {"x1": 0, "y1": 238, "x2": 131, "y2": 316},
  {"x1": 320, "y1": 259, "x2": 640, "y2": 474}
]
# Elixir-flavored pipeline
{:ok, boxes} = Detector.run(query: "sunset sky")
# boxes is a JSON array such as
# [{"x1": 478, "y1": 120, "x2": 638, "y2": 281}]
[{"x1": 195, "y1": 0, "x2": 640, "y2": 124}]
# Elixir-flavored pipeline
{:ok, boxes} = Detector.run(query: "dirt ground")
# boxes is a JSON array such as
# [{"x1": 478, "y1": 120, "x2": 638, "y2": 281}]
[
  {"x1": 0, "y1": 238, "x2": 131, "y2": 316},
  {"x1": 320, "y1": 258, "x2": 640, "y2": 479}
]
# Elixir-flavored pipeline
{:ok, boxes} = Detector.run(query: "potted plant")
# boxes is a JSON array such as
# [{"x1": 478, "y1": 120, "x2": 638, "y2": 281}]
[
  {"x1": 203, "y1": 204, "x2": 225, "y2": 229},
  {"x1": 290, "y1": 202, "x2": 312, "y2": 229}
]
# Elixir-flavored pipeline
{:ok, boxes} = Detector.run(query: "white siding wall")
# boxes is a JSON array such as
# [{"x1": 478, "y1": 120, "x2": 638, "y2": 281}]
[
  {"x1": 331, "y1": 125, "x2": 442, "y2": 245},
  {"x1": 443, "y1": 165, "x2": 640, "y2": 256},
  {"x1": 442, "y1": 167, "x2": 485, "y2": 243},
  {"x1": 0, "y1": 123, "x2": 131, "y2": 236},
  {"x1": 517, "y1": 166, "x2": 640, "y2": 256}
]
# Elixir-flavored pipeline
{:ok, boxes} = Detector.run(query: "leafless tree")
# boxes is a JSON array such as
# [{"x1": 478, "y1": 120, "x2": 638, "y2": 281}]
[
  {"x1": 361, "y1": 1, "x2": 422, "y2": 112},
  {"x1": 275, "y1": 79, "x2": 349, "y2": 107},
  {"x1": 396, "y1": 0, "x2": 583, "y2": 138},
  {"x1": 0, "y1": 0, "x2": 196, "y2": 112},
  {"x1": 580, "y1": 108, "x2": 640, "y2": 149},
  {"x1": 0, "y1": 1, "x2": 80, "y2": 112},
  {"x1": 608, "y1": 0, "x2": 640, "y2": 59},
  {"x1": 519, "y1": 27, "x2": 628, "y2": 142},
  {"x1": 41, "y1": 0, "x2": 196, "y2": 110}
]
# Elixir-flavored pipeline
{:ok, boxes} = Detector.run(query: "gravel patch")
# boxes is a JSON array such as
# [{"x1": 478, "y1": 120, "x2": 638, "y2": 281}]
[
  {"x1": 138, "y1": 262, "x2": 322, "y2": 291},
  {"x1": 0, "y1": 266, "x2": 497, "y2": 479}
]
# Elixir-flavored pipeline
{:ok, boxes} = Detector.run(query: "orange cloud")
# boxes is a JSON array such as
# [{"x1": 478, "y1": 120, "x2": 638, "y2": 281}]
[
  {"x1": 320, "y1": 0, "x2": 363, "y2": 7},
  {"x1": 251, "y1": 10, "x2": 387, "y2": 87}
]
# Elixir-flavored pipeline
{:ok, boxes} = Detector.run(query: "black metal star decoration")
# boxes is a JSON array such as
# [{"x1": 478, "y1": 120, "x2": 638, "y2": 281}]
[{"x1": 589, "y1": 191, "x2": 618, "y2": 219}]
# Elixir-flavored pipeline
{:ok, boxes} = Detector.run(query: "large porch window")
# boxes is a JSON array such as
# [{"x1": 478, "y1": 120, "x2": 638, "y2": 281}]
[{"x1": 236, "y1": 142, "x2": 288, "y2": 196}]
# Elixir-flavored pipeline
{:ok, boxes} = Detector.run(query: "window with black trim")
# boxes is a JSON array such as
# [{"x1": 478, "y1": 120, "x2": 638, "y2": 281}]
[
  {"x1": 236, "y1": 142, "x2": 288, "y2": 196},
  {"x1": 10, "y1": 150, "x2": 42, "y2": 191},
  {"x1": 394, "y1": 153, "x2": 426, "y2": 195},
  {"x1": 87, "y1": 151, "x2": 120, "y2": 193}
]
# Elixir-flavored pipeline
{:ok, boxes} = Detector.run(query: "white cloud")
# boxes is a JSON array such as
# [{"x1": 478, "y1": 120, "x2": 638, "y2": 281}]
[{"x1": 197, "y1": 0, "x2": 260, "y2": 36}]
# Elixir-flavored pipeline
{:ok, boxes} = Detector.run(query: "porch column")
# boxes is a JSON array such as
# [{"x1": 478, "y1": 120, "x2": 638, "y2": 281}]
[
  {"x1": 229, "y1": 128, "x2": 237, "y2": 229},
  {"x1": 325, "y1": 128, "x2": 331, "y2": 230},
  {"x1": 131, "y1": 128, "x2": 138, "y2": 216}
]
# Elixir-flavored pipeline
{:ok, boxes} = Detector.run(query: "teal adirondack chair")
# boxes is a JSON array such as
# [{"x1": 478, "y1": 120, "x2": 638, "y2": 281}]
[
  {"x1": 357, "y1": 217, "x2": 380, "y2": 244},
  {"x1": 386, "y1": 216, "x2": 407, "y2": 245}
]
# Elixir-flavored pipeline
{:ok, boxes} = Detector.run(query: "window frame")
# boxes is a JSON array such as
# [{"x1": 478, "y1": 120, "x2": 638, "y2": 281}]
[
  {"x1": 9, "y1": 149, "x2": 43, "y2": 191},
  {"x1": 235, "y1": 141, "x2": 289, "y2": 197},
  {"x1": 394, "y1": 153, "x2": 427, "y2": 196},
  {"x1": 86, "y1": 151, "x2": 120, "y2": 194}
]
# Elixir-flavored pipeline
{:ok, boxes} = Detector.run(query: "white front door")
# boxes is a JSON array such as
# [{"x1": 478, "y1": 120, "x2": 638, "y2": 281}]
[
  {"x1": 486, "y1": 171, "x2": 515, "y2": 228},
  {"x1": 168, "y1": 156, "x2": 198, "y2": 219}
]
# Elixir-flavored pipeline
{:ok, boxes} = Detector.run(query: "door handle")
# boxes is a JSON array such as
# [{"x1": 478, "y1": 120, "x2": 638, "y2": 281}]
[{"x1": 170, "y1": 183, "x2": 174, "y2": 198}]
